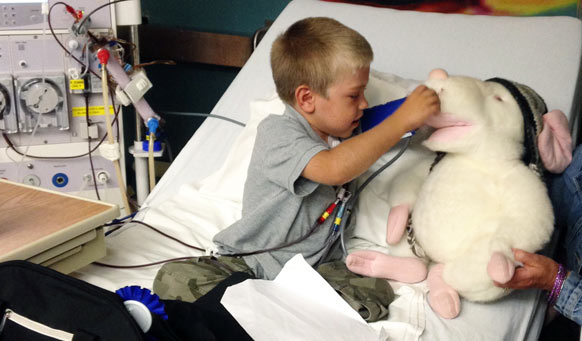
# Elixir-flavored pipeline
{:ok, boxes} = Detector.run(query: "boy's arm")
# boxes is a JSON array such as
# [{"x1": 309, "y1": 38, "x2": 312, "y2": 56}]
[{"x1": 303, "y1": 85, "x2": 439, "y2": 185}]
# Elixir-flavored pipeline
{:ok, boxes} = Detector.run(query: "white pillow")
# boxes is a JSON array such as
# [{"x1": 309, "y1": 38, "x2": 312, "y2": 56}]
[
  {"x1": 196, "y1": 93, "x2": 285, "y2": 203},
  {"x1": 365, "y1": 69, "x2": 419, "y2": 107},
  {"x1": 351, "y1": 72, "x2": 427, "y2": 255}
]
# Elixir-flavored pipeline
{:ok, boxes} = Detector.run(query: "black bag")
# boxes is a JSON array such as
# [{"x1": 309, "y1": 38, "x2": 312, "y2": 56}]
[{"x1": 0, "y1": 260, "x2": 145, "y2": 340}]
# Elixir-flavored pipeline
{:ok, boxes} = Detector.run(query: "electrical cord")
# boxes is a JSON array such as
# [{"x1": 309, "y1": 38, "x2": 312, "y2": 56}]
[
  {"x1": 85, "y1": 90, "x2": 101, "y2": 200},
  {"x1": 94, "y1": 256, "x2": 198, "y2": 269},
  {"x1": 120, "y1": 220, "x2": 205, "y2": 252},
  {"x1": 4, "y1": 2, "x2": 128, "y2": 205},
  {"x1": 340, "y1": 136, "x2": 412, "y2": 255},
  {"x1": 2, "y1": 101, "x2": 121, "y2": 159},
  {"x1": 161, "y1": 111, "x2": 246, "y2": 127},
  {"x1": 134, "y1": 60, "x2": 177, "y2": 69},
  {"x1": 48, "y1": 2, "x2": 101, "y2": 80},
  {"x1": 223, "y1": 135, "x2": 411, "y2": 259},
  {"x1": 4, "y1": 70, "x2": 122, "y2": 160},
  {"x1": 94, "y1": 219, "x2": 205, "y2": 269},
  {"x1": 94, "y1": 134, "x2": 413, "y2": 269}
]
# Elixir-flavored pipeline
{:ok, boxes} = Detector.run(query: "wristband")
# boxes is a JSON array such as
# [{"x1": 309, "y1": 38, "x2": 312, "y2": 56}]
[{"x1": 546, "y1": 263, "x2": 567, "y2": 306}]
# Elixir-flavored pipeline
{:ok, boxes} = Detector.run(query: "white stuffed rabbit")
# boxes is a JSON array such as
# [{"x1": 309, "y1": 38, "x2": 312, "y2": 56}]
[{"x1": 347, "y1": 69, "x2": 572, "y2": 319}]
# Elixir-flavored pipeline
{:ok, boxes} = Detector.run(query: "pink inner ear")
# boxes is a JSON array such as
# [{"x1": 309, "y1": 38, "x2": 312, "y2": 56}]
[
  {"x1": 427, "y1": 126, "x2": 473, "y2": 143},
  {"x1": 538, "y1": 109, "x2": 573, "y2": 173}
]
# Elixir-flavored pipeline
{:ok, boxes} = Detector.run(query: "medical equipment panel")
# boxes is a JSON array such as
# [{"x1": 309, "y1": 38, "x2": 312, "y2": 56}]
[{"x1": 0, "y1": 0, "x2": 127, "y2": 213}]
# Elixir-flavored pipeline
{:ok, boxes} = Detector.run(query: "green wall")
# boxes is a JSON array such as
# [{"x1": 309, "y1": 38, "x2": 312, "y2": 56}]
[
  {"x1": 123, "y1": 1, "x2": 290, "y2": 194},
  {"x1": 139, "y1": 0, "x2": 289, "y2": 114}
]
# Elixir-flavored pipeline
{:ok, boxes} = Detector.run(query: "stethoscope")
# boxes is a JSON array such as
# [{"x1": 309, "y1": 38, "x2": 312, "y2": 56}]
[
  {"x1": 223, "y1": 135, "x2": 412, "y2": 260},
  {"x1": 97, "y1": 98, "x2": 414, "y2": 270},
  {"x1": 222, "y1": 97, "x2": 413, "y2": 259}
]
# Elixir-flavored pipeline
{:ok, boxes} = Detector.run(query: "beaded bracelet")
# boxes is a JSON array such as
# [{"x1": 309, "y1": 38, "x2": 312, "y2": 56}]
[{"x1": 547, "y1": 263, "x2": 567, "y2": 307}]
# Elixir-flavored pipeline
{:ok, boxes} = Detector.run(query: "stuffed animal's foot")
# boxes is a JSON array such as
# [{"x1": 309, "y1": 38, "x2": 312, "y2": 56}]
[
  {"x1": 487, "y1": 251, "x2": 515, "y2": 284},
  {"x1": 386, "y1": 204, "x2": 409, "y2": 245},
  {"x1": 427, "y1": 264, "x2": 461, "y2": 319},
  {"x1": 346, "y1": 251, "x2": 427, "y2": 283}
]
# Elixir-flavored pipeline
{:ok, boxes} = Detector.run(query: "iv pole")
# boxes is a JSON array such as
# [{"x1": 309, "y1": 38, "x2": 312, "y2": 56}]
[{"x1": 114, "y1": 0, "x2": 161, "y2": 206}]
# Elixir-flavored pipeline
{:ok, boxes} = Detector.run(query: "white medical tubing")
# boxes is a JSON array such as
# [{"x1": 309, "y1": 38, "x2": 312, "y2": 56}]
[
  {"x1": 99, "y1": 50, "x2": 131, "y2": 215},
  {"x1": 104, "y1": 57, "x2": 158, "y2": 125},
  {"x1": 148, "y1": 132, "x2": 155, "y2": 191}
]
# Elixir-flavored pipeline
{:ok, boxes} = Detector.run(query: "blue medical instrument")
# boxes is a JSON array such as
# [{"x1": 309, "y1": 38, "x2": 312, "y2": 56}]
[{"x1": 361, "y1": 97, "x2": 406, "y2": 132}]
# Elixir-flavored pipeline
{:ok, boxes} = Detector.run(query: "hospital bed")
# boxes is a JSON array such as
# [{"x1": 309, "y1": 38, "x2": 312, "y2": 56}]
[{"x1": 73, "y1": 0, "x2": 582, "y2": 339}]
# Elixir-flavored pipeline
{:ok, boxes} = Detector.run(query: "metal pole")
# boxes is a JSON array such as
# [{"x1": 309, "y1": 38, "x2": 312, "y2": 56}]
[{"x1": 130, "y1": 24, "x2": 143, "y2": 142}]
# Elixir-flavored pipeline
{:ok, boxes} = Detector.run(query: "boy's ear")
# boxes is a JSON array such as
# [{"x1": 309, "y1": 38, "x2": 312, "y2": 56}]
[{"x1": 295, "y1": 85, "x2": 316, "y2": 113}]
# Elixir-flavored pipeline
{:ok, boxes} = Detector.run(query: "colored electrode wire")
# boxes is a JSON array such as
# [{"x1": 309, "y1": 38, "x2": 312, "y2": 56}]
[
  {"x1": 94, "y1": 136, "x2": 413, "y2": 268},
  {"x1": 330, "y1": 190, "x2": 351, "y2": 239},
  {"x1": 94, "y1": 188, "x2": 346, "y2": 268},
  {"x1": 94, "y1": 138, "x2": 410, "y2": 269},
  {"x1": 339, "y1": 136, "x2": 412, "y2": 255},
  {"x1": 318, "y1": 198, "x2": 340, "y2": 224},
  {"x1": 94, "y1": 118, "x2": 414, "y2": 268}
]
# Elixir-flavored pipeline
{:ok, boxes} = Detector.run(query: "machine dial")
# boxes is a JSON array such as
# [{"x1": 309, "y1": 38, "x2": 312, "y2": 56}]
[
  {"x1": 16, "y1": 75, "x2": 69, "y2": 132},
  {"x1": 0, "y1": 86, "x2": 8, "y2": 119},
  {"x1": 20, "y1": 79, "x2": 62, "y2": 115}
]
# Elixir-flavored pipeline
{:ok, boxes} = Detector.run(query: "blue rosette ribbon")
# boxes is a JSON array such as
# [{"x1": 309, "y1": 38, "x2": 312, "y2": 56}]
[{"x1": 116, "y1": 285, "x2": 169, "y2": 321}]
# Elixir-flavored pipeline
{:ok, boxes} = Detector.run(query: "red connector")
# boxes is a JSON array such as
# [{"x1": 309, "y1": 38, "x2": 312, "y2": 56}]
[
  {"x1": 97, "y1": 48, "x2": 110, "y2": 66},
  {"x1": 317, "y1": 201, "x2": 338, "y2": 224},
  {"x1": 65, "y1": 5, "x2": 83, "y2": 21}
]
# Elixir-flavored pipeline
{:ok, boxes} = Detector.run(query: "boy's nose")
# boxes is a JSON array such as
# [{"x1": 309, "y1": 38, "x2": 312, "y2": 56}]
[{"x1": 360, "y1": 96, "x2": 369, "y2": 110}]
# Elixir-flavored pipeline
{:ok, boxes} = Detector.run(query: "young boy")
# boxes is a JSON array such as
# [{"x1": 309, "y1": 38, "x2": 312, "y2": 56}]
[{"x1": 154, "y1": 17, "x2": 439, "y2": 322}]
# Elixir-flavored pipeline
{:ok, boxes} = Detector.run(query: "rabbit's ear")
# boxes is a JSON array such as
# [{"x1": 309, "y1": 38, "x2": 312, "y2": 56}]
[{"x1": 538, "y1": 109, "x2": 573, "y2": 173}]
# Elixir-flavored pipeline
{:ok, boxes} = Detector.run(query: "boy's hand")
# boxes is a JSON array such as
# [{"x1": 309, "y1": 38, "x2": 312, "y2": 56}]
[{"x1": 397, "y1": 85, "x2": 440, "y2": 131}]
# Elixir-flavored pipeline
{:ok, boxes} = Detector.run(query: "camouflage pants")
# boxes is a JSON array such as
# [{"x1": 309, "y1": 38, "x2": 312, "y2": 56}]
[{"x1": 153, "y1": 256, "x2": 394, "y2": 322}]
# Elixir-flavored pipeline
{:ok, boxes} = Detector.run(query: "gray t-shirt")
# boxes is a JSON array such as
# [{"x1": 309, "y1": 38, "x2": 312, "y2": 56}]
[{"x1": 213, "y1": 105, "x2": 343, "y2": 279}]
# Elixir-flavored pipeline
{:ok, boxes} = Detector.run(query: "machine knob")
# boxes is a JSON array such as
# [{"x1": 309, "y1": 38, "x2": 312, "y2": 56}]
[
  {"x1": 68, "y1": 39, "x2": 79, "y2": 50},
  {"x1": 0, "y1": 90, "x2": 6, "y2": 115}
]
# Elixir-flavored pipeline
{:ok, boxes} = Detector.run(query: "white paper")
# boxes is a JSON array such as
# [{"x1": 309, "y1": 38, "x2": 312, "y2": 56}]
[{"x1": 221, "y1": 254, "x2": 386, "y2": 340}]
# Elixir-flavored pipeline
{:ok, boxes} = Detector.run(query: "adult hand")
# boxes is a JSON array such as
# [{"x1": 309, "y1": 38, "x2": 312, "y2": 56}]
[{"x1": 493, "y1": 249, "x2": 559, "y2": 291}]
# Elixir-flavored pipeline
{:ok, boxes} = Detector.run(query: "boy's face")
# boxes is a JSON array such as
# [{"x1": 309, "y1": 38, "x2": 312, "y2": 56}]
[{"x1": 311, "y1": 67, "x2": 370, "y2": 140}]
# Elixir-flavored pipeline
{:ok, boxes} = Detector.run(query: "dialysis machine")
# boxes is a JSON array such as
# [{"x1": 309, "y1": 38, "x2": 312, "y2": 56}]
[{"x1": 0, "y1": 0, "x2": 127, "y2": 213}]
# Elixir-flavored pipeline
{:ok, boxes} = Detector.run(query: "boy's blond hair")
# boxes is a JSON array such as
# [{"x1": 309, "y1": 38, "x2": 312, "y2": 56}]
[{"x1": 270, "y1": 17, "x2": 373, "y2": 105}]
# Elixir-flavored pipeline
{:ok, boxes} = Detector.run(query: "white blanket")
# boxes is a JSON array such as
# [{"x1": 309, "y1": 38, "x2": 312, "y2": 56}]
[
  {"x1": 73, "y1": 70, "x2": 551, "y2": 340},
  {"x1": 73, "y1": 0, "x2": 582, "y2": 339},
  {"x1": 74, "y1": 72, "x2": 429, "y2": 340}
]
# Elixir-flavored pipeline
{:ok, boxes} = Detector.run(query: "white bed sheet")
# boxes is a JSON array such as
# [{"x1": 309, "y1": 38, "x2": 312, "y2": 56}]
[{"x1": 73, "y1": 0, "x2": 582, "y2": 340}]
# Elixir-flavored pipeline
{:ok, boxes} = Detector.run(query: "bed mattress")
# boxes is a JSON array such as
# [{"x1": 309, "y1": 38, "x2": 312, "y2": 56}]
[{"x1": 73, "y1": 0, "x2": 582, "y2": 339}]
